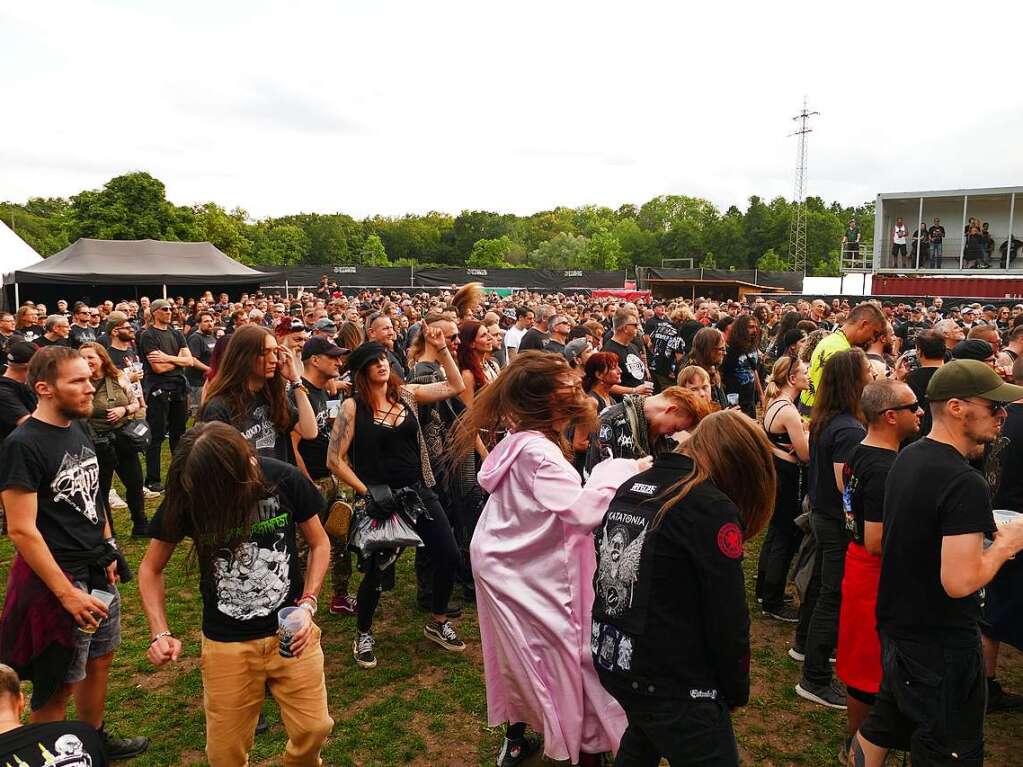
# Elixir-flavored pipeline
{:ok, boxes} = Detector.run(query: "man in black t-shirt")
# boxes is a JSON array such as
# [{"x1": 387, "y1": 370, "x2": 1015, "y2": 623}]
[
  {"x1": 853, "y1": 360, "x2": 1023, "y2": 766},
  {"x1": 0, "y1": 312, "x2": 22, "y2": 376},
  {"x1": 893, "y1": 307, "x2": 930, "y2": 356},
  {"x1": 36, "y1": 315, "x2": 71, "y2": 348},
  {"x1": 0, "y1": 347, "x2": 147, "y2": 760},
  {"x1": 648, "y1": 309, "x2": 686, "y2": 392},
  {"x1": 67, "y1": 303, "x2": 97, "y2": 350},
  {"x1": 0, "y1": 663, "x2": 107, "y2": 766},
  {"x1": 0, "y1": 343, "x2": 37, "y2": 442},
  {"x1": 604, "y1": 309, "x2": 652, "y2": 394},
  {"x1": 291, "y1": 337, "x2": 357, "y2": 616},
  {"x1": 519, "y1": 306, "x2": 554, "y2": 352},
  {"x1": 185, "y1": 312, "x2": 216, "y2": 412},
  {"x1": 137, "y1": 299, "x2": 192, "y2": 492},
  {"x1": 139, "y1": 423, "x2": 332, "y2": 766},
  {"x1": 836, "y1": 381, "x2": 920, "y2": 755}
]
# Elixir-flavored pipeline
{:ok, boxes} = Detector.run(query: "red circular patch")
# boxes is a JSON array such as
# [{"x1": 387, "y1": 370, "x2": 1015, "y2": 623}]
[{"x1": 716, "y1": 523, "x2": 744, "y2": 559}]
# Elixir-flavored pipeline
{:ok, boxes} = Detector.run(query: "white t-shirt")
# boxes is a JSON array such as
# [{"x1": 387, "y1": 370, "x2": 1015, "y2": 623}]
[
  {"x1": 893, "y1": 225, "x2": 907, "y2": 245},
  {"x1": 504, "y1": 325, "x2": 527, "y2": 351}
]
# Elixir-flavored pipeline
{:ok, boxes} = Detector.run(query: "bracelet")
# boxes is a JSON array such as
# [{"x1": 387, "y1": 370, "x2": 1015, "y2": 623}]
[
  {"x1": 150, "y1": 631, "x2": 172, "y2": 645},
  {"x1": 292, "y1": 383, "x2": 308, "y2": 394},
  {"x1": 298, "y1": 593, "x2": 318, "y2": 606}
]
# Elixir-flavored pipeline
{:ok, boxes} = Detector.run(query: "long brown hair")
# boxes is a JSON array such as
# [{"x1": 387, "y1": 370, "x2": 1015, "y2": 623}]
[
  {"x1": 352, "y1": 348, "x2": 404, "y2": 412},
  {"x1": 654, "y1": 410, "x2": 775, "y2": 538},
  {"x1": 79, "y1": 342, "x2": 127, "y2": 389},
  {"x1": 158, "y1": 422, "x2": 272, "y2": 570},
  {"x1": 809, "y1": 347, "x2": 869, "y2": 438},
  {"x1": 448, "y1": 351, "x2": 597, "y2": 466},
  {"x1": 199, "y1": 324, "x2": 293, "y2": 434},
  {"x1": 689, "y1": 327, "x2": 724, "y2": 387},
  {"x1": 456, "y1": 320, "x2": 487, "y2": 391}
]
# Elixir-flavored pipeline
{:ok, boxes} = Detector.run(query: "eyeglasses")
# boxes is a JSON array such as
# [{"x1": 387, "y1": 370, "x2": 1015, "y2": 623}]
[
  {"x1": 884, "y1": 400, "x2": 920, "y2": 413},
  {"x1": 963, "y1": 399, "x2": 1008, "y2": 415}
]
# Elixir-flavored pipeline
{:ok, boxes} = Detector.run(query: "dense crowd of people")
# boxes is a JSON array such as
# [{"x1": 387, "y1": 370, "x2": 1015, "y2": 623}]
[{"x1": 0, "y1": 281, "x2": 1022, "y2": 765}]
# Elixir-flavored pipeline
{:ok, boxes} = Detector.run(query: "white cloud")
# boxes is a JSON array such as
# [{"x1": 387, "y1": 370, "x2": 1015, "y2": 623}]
[{"x1": 2, "y1": 0, "x2": 1021, "y2": 219}]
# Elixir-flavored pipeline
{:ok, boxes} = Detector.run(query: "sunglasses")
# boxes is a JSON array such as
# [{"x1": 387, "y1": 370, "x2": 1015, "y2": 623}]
[
  {"x1": 964, "y1": 399, "x2": 1008, "y2": 415},
  {"x1": 884, "y1": 400, "x2": 920, "y2": 413}
]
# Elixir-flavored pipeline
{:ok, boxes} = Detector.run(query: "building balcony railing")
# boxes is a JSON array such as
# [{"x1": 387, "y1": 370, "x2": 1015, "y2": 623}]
[{"x1": 846, "y1": 236, "x2": 1023, "y2": 273}]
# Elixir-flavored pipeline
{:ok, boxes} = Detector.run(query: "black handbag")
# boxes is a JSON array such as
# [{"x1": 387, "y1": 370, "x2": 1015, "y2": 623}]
[{"x1": 119, "y1": 417, "x2": 151, "y2": 452}]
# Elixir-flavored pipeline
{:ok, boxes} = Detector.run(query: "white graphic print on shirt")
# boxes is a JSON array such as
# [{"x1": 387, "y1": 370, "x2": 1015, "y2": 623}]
[
  {"x1": 50, "y1": 447, "x2": 100, "y2": 524},
  {"x1": 595, "y1": 521, "x2": 646, "y2": 616},
  {"x1": 240, "y1": 405, "x2": 277, "y2": 453},
  {"x1": 212, "y1": 495, "x2": 291, "y2": 621}
]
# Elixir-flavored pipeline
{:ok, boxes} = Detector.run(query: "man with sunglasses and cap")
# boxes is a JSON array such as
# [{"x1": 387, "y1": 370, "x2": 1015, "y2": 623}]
[
  {"x1": 137, "y1": 299, "x2": 192, "y2": 494},
  {"x1": 850, "y1": 360, "x2": 1023, "y2": 767},
  {"x1": 290, "y1": 336, "x2": 358, "y2": 617}
]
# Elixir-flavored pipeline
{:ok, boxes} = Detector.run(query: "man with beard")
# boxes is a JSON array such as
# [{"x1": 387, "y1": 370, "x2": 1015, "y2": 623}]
[
  {"x1": 851, "y1": 360, "x2": 1023, "y2": 766},
  {"x1": 186, "y1": 312, "x2": 217, "y2": 413},
  {"x1": 291, "y1": 336, "x2": 357, "y2": 617},
  {"x1": 364, "y1": 312, "x2": 406, "y2": 380},
  {"x1": 0, "y1": 347, "x2": 147, "y2": 760}
]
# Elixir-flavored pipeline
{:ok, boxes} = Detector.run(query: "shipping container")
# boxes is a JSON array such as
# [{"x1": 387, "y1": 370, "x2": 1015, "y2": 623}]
[{"x1": 871, "y1": 275, "x2": 1023, "y2": 299}]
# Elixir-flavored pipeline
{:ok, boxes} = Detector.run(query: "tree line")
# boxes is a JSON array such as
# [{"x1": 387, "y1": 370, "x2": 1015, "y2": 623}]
[{"x1": 1, "y1": 172, "x2": 874, "y2": 276}]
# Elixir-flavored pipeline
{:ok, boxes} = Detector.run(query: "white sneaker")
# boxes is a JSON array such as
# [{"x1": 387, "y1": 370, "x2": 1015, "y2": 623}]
[{"x1": 109, "y1": 489, "x2": 128, "y2": 510}]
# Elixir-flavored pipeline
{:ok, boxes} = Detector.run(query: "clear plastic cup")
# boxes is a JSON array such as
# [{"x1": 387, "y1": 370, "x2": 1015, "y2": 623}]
[
  {"x1": 277, "y1": 606, "x2": 306, "y2": 658},
  {"x1": 726, "y1": 393, "x2": 740, "y2": 407},
  {"x1": 79, "y1": 589, "x2": 116, "y2": 635}
]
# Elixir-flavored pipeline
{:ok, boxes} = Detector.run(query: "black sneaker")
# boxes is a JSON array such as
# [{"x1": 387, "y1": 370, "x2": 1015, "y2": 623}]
[
  {"x1": 496, "y1": 732, "x2": 541, "y2": 767},
  {"x1": 424, "y1": 620, "x2": 466, "y2": 652},
  {"x1": 353, "y1": 631, "x2": 377, "y2": 668},
  {"x1": 795, "y1": 679, "x2": 847, "y2": 709},
  {"x1": 99, "y1": 724, "x2": 149, "y2": 760},
  {"x1": 787, "y1": 646, "x2": 805, "y2": 662},
  {"x1": 144, "y1": 481, "x2": 164, "y2": 494},
  {"x1": 987, "y1": 678, "x2": 1023, "y2": 713},
  {"x1": 255, "y1": 710, "x2": 269, "y2": 735},
  {"x1": 763, "y1": 604, "x2": 800, "y2": 623}
]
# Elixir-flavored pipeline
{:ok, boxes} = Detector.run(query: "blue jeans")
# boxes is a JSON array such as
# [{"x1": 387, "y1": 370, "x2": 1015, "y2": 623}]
[{"x1": 931, "y1": 240, "x2": 943, "y2": 266}]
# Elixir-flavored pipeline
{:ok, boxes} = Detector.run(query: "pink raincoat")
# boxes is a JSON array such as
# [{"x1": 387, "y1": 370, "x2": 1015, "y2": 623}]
[{"x1": 471, "y1": 430, "x2": 642, "y2": 762}]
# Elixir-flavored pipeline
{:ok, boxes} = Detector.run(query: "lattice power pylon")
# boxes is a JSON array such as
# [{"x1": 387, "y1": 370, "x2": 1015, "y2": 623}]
[{"x1": 787, "y1": 99, "x2": 819, "y2": 273}]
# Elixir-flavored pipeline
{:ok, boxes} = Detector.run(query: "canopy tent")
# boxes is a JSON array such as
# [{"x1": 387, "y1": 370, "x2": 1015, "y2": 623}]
[
  {"x1": 7, "y1": 239, "x2": 274, "y2": 307},
  {"x1": 0, "y1": 222, "x2": 43, "y2": 285}
]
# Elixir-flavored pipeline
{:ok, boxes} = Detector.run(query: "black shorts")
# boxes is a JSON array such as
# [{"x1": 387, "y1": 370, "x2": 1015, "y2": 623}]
[
  {"x1": 891, "y1": 243, "x2": 908, "y2": 258},
  {"x1": 860, "y1": 633, "x2": 985, "y2": 766}
]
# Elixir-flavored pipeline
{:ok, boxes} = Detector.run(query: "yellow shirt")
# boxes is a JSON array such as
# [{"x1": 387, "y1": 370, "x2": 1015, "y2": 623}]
[{"x1": 799, "y1": 330, "x2": 851, "y2": 410}]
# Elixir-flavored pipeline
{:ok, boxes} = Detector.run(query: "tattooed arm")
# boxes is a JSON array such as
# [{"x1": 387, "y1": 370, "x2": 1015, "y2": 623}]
[{"x1": 326, "y1": 398, "x2": 367, "y2": 494}]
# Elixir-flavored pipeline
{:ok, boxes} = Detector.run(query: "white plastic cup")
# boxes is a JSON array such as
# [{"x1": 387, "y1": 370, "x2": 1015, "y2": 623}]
[
  {"x1": 79, "y1": 589, "x2": 115, "y2": 635},
  {"x1": 726, "y1": 393, "x2": 740, "y2": 406},
  {"x1": 277, "y1": 606, "x2": 305, "y2": 657}
]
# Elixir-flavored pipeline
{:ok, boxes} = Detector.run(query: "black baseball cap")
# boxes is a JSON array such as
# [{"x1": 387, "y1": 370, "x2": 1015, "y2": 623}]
[
  {"x1": 301, "y1": 336, "x2": 350, "y2": 361},
  {"x1": 951, "y1": 339, "x2": 993, "y2": 362},
  {"x1": 927, "y1": 359, "x2": 1023, "y2": 402},
  {"x1": 6, "y1": 341, "x2": 37, "y2": 365}
]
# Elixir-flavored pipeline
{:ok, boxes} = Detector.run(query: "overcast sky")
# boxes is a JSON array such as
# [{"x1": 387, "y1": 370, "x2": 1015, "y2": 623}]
[{"x1": 2, "y1": 1, "x2": 1021, "y2": 220}]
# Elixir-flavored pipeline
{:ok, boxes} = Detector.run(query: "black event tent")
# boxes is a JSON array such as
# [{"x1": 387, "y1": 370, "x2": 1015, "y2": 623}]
[{"x1": 7, "y1": 239, "x2": 275, "y2": 307}]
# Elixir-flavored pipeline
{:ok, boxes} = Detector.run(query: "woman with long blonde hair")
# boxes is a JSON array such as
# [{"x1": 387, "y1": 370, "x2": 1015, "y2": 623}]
[
  {"x1": 449, "y1": 351, "x2": 649, "y2": 767},
  {"x1": 755, "y1": 354, "x2": 811, "y2": 622},
  {"x1": 592, "y1": 411, "x2": 775, "y2": 765}
]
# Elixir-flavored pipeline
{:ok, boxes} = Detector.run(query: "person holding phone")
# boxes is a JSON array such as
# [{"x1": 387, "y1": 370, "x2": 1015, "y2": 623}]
[{"x1": 198, "y1": 325, "x2": 317, "y2": 463}]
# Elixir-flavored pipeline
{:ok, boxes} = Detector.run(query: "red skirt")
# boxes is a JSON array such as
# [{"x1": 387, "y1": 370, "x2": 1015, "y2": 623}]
[{"x1": 836, "y1": 542, "x2": 882, "y2": 693}]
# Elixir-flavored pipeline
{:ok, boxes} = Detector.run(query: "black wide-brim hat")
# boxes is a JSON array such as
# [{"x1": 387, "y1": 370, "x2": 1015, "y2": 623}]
[{"x1": 347, "y1": 342, "x2": 388, "y2": 374}]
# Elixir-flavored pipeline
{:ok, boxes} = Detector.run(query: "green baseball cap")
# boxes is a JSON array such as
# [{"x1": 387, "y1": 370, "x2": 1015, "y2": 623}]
[{"x1": 926, "y1": 359, "x2": 1023, "y2": 403}]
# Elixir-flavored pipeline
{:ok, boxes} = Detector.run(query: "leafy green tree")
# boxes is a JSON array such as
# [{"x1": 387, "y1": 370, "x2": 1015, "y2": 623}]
[
  {"x1": 528, "y1": 232, "x2": 589, "y2": 269},
  {"x1": 66, "y1": 172, "x2": 198, "y2": 242},
  {"x1": 194, "y1": 203, "x2": 251, "y2": 262},
  {"x1": 612, "y1": 218, "x2": 659, "y2": 267},
  {"x1": 700, "y1": 253, "x2": 718, "y2": 268},
  {"x1": 756, "y1": 248, "x2": 788, "y2": 271},
  {"x1": 585, "y1": 229, "x2": 623, "y2": 270},
  {"x1": 359, "y1": 233, "x2": 390, "y2": 266},
  {"x1": 251, "y1": 224, "x2": 309, "y2": 267},
  {"x1": 467, "y1": 236, "x2": 518, "y2": 268}
]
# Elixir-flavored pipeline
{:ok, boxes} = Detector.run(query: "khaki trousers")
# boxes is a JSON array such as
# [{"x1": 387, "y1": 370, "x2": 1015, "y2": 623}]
[{"x1": 200, "y1": 627, "x2": 333, "y2": 766}]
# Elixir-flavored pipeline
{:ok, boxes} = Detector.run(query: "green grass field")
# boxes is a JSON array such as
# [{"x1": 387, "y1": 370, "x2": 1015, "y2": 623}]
[{"x1": 1, "y1": 447, "x2": 1020, "y2": 766}]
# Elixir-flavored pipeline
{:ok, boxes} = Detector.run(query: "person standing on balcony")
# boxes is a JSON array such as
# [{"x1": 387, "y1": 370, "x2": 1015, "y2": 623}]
[
  {"x1": 928, "y1": 217, "x2": 946, "y2": 268},
  {"x1": 891, "y1": 217, "x2": 908, "y2": 269},
  {"x1": 842, "y1": 219, "x2": 861, "y2": 265}
]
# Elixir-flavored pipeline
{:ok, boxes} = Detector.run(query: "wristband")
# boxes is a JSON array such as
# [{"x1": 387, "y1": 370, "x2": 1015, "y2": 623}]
[
  {"x1": 151, "y1": 631, "x2": 172, "y2": 645},
  {"x1": 106, "y1": 537, "x2": 117, "y2": 550}
]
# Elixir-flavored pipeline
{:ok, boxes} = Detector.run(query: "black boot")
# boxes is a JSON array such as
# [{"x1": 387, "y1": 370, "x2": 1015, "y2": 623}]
[{"x1": 99, "y1": 722, "x2": 149, "y2": 760}]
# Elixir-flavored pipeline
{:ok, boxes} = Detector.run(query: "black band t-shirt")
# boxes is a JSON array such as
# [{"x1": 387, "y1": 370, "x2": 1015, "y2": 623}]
[
  {"x1": 291, "y1": 378, "x2": 331, "y2": 480},
  {"x1": 842, "y1": 443, "x2": 895, "y2": 544},
  {"x1": 0, "y1": 721, "x2": 108, "y2": 766},
  {"x1": 0, "y1": 419, "x2": 104, "y2": 570},
  {"x1": 604, "y1": 339, "x2": 646, "y2": 390},
  {"x1": 808, "y1": 413, "x2": 865, "y2": 518},
  {"x1": 200, "y1": 392, "x2": 298, "y2": 463},
  {"x1": 877, "y1": 438, "x2": 996, "y2": 643},
  {"x1": 0, "y1": 377, "x2": 37, "y2": 441},
  {"x1": 186, "y1": 331, "x2": 217, "y2": 387},
  {"x1": 149, "y1": 457, "x2": 322, "y2": 642},
  {"x1": 68, "y1": 325, "x2": 97, "y2": 349}
]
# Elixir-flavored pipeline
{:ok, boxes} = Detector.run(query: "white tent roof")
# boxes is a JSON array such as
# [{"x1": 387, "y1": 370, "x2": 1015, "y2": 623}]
[{"x1": 0, "y1": 222, "x2": 43, "y2": 287}]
